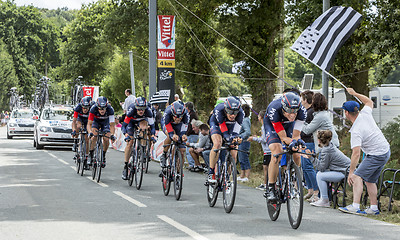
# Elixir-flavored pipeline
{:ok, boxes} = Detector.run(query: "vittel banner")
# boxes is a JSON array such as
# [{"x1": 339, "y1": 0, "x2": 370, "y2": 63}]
[{"x1": 157, "y1": 15, "x2": 176, "y2": 50}]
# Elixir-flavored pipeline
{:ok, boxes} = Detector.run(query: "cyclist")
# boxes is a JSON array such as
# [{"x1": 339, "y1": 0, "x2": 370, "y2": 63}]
[
  {"x1": 159, "y1": 101, "x2": 190, "y2": 175},
  {"x1": 263, "y1": 91, "x2": 307, "y2": 202},
  {"x1": 208, "y1": 96, "x2": 244, "y2": 183},
  {"x1": 121, "y1": 97, "x2": 156, "y2": 180},
  {"x1": 71, "y1": 96, "x2": 93, "y2": 167},
  {"x1": 87, "y1": 96, "x2": 116, "y2": 167}
]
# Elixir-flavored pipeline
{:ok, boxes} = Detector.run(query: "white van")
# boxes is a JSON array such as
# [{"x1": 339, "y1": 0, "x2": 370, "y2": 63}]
[{"x1": 369, "y1": 84, "x2": 400, "y2": 128}]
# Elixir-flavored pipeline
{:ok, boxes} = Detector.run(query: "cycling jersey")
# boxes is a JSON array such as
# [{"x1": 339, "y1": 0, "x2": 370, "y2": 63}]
[
  {"x1": 161, "y1": 105, "x2": 190, "y2": 139},
  {"x1": 121, "y1": 104, "x2": 155, "y2": 136},
  {"x1": 209, "y1": 103, "x2": 244, "y2": 140},
  {"x1": 263, "y1": 97, "x2": 307, "y2": 145},
  {"x1": 73, "y1": 102, "x2": 94, "y2": 126},
  {"x1": 88, "y1": 104, "x2": 115, "y2": 132}
]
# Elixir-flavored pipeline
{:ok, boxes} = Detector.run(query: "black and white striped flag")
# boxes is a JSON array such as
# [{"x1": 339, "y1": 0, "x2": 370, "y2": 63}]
[
  {"x1": 150, "y1": 90, "x2": 170, "y2": 104},
  {"x1": 291, "y1": 6, "x2": 362, "y2": 72}
]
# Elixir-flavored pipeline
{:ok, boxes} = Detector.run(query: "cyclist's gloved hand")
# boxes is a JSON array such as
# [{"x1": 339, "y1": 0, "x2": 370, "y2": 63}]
[
  {"x1": 89, "y1": 132, "x2": 94, "y2": 138},
  {"x1": 296, "y1": 139, "x2": 306, "y2": 148},
  {"x1": 151, "y1": 137, "x2": 157, "y2": 143},
  {"x1": 124, "y1": 136, "x2": 131, "y2": 142},
  {"x1": 288, "y1": 139, "x2": 297, "y2": 150},
  {"x1": 110, "y1": 135, "x2": 116, "y2": 141},
  {"x1": 71, "y1": 130, "x2": 76, "y2": 136}
]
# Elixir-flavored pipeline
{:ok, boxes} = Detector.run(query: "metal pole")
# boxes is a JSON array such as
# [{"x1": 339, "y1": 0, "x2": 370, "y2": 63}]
[
  {"x1": 322, "y1": 0, "x2": 330, "y2": 100},
  {"x1": 129, "y1": 51, "x2": 136, "y2": 96},
  {"x1": 149, "y1": 0, "x2": 157, "y2": 100}
]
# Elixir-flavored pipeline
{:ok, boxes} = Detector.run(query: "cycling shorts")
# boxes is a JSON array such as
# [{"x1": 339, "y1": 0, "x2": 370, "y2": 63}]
[
  {"x1": 126, "y1": 120, "x2": 148, "y2": 136},
  {"x1": 209, "y1": 121, "x2": 235, "y2": 137},
  {"x1": 77, "y1": 116, "x2": 88, "y2": 129},
  {"x1": 264, "y1": 120, "x2": 294, "y2": 145},
  {"x1": 92, "y1": 120, "x2": 110, "y2": 133}
]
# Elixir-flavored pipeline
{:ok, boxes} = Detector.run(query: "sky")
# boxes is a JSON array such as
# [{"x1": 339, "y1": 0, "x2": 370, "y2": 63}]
[{"x1": 14, "y1": 0, "x2": 96, "y2": 10}]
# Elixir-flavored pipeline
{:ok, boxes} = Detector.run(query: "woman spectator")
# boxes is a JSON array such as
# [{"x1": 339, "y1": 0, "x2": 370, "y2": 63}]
[
  {"x1": 238, "y1": 104, "x2": 251, "y2": 182},
  {"x1": 300, "y1": 90, "x2": 319, "y2": 201},
  {"x1": 305, "y1": 130, "x2": 350, "y2": 207}
]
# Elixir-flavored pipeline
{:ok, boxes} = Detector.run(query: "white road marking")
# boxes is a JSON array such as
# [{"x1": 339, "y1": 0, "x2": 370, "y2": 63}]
[
  {"x1": 113, "y1": 191, "x2": 147, "y2": 208},
  {"x1": 86, "y1": 176, "x2": 109, "y2": 187},
  {"x1": 45, "y1": 151, "x2": 69, "y2": 165},
  {"x1": 157, "y1": 215, "x2": 209, "y2": 240}
]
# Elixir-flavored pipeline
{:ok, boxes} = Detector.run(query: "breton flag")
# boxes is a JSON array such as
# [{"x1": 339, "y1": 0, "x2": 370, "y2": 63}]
[
  {"x1": 291, "y1": 6, "x2": 362, "y2": 72},
  {"x1": 150, "y1": 90, "x2": 170, "y2": 104}
]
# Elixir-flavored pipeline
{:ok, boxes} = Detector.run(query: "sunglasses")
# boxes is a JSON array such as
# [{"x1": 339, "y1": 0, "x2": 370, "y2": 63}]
[
  {"x1": 82, "y1": 106, "x2": 89, "y2": 110},
  {"x1": 98, "y1": 107, "x2": 106, "y2": 111},
  {"x1": 282, "y1": 106, "x2": 299, "y2": 114},
  {"x1": 225, "y1": 109, "x2": 239, "y2": 115},
  {"x1": 136, "y1": 107, "x2": 146, "y2": 111}
]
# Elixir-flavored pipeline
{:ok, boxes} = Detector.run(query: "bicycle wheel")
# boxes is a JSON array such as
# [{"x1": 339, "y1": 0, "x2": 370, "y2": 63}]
[
  {"x1": 75, "y1": 141, "x2": 81, "y2": 174},
  {"x1": 144, "y1": 143, "x2": 150, "y2": 174},
  {"x1": 135, "y1": 145, "x2": 144, "y2": 190},
  {"x1": 286, "y1": 162, "x2": 304, "y2": 229},
  {"x1": 95, "y1": 140, "x2": 103, "y2": 183},
  {"x1": 223, "y1": 154, "x2": 237, "y2": 213},
  {"x1": 207, "y1": 164, "x2": 220, "y2": 207},
  {"x1": 173, "y1": 149, "x2": 184, "y2": 200},
  {"x1": 162, "y1": 152, "x2": 171, "y2": 196},
  {"x1": 91, "y1": 149, "x2": 97, "y2": 180},
  {"x1": 128, "y1": 151, "x2": 135, "y2": 187},
  {"x1": 79, "y1": 135, "x2": 86, "y2": 176}
]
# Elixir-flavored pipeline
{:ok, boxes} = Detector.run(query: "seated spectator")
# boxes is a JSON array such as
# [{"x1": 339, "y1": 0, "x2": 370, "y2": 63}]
[
  {"x1": 186, "y1": 123, "x2": 211, "y2": 172},
  {"x1": 185, "y1": 102, "x2": 199, "y2": 170},
  {"x1": 248, "y1": 110, "x2": 271, "y2": 191},
  {"x1": 304, "y1": 130, "x2": 351, "y2": 208}
]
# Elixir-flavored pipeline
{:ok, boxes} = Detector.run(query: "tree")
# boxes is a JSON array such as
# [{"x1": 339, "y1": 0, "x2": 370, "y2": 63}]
[
  {"x1": 286, "y1": 0, "x2": 374, "y2": 96},
  {"x1": 0, "y1": 40, "x2": 18, "y2": 110}
]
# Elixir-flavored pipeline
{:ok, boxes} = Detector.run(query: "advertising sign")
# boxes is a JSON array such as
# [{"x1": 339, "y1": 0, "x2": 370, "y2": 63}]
[{"x1": 157, "y1": 15, "x2": 176, "y2": 49}]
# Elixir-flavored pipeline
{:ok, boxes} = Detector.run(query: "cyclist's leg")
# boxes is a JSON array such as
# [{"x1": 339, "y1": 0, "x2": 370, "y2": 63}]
[
  {"x1": 124, "y1": 122, "x2": 135, "y2": 164},
  {"x1": 138, "y1": 120, "x2": 148, "y2": 145}
]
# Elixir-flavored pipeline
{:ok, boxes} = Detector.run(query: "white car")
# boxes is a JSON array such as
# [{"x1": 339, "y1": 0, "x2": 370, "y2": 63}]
[
  {"x1": 7, "y1": 108, "x2": 39, "y2": 139},
  {"x1": 33, "y1": 105, "x2": 74, "y2": 149}
]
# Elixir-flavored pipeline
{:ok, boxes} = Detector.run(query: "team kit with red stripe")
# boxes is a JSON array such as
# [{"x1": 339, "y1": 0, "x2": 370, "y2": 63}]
[
  {"x1": 263, "y1": 97, "x2": 307, "y2": 145},
  {"x1": 73, "y1": 102, "x2": 94, "y2": 129},
  {"x1": 122, "y1": 104, "x2": 156, "y2": 136},
  {"x1": 209, "y1": 102, "x2": 244, "y2": 141},
  {"x1": 161, "y1": 104, "x2": 190, "y2": 148},
  {"x1": 88, "y1": 104, "x2": 115, "y2": 132}
]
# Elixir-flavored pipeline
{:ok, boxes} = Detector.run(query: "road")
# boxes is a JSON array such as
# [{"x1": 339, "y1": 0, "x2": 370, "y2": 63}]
[{"x1": 1, "y1": 126, "x2": 399, "y2": 240}]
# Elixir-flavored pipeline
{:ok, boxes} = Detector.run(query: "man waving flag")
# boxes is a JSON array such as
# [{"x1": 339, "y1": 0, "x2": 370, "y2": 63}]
[{"x1": 291, "y1": 6, "x2": 362, "y2": 72}]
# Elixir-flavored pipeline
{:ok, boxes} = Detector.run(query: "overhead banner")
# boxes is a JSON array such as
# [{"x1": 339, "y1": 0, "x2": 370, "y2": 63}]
[{"x1": 157, "y1": 15, "x2": 175, "y2": 104}]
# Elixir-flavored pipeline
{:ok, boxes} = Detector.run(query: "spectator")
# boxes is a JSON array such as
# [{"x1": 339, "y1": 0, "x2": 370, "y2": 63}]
[
  {"x1": 300, "y1": 90, "x2": 319, "y2": 202},
  {"x1": 339, "y1": 88, "x2": 390, "y2": 215},
  {"x1": 238, "y1": 104, "x2": 251, "y2": 182},
  {"x1": 302, "y1": 93, "x2": 340, "y2": 153},
  {"x1": 304, "y1": 130, "x2": 351, "y2": 207},
  {"x1": 122, "y1": 89, "x2": 136, "y2": 122},
  {"x1": 248, "y1": 110, "x2": 271, "y2": 191},
  {"x1": 186, "y1": 123, "x2": 212, "y2": 171},
  {"x1": 185, "y1": 102, "x2": 199, "y2": 170},
  {"x1": 174, "y1": 94, "x2": 180, "y2": 102},
  {"x1": 115, "y1": 115, "x2": 122, "y2": 128},
  {"x1": 151, "y1": 103, "x2": 163, "y2": 131},
  {"x1": 1, "y1": 111, "x2": 5, "y2": 126}
]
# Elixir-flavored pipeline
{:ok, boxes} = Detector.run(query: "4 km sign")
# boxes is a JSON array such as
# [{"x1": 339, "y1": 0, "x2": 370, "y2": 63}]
[{"x1": 157, "y1": 15, "x2": 176, "y2": 104}]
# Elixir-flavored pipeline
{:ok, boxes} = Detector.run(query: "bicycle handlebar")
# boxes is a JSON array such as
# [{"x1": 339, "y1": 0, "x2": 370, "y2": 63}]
[{"x1": 273, "y1": 149, "x2": 316, "y2": 159}]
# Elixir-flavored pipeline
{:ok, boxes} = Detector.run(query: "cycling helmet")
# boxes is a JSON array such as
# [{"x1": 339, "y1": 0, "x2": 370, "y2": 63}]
[
  {"x1": 281, "y1": 92, "x2": 301, "y2": 113},
  {"x1": 171, "y1": 101, "x2": 185, "y2": 118},
  {"x1": 224, "y1": 96, "x2": 241, "y2": 115},
  {"x1": 96, "y1": 96, "x2": 108, "y2": 110},
  {"x1": 81, "y1": 96, "x2": 92, "y2": 108},
  {"x1": 134, "y1": 97, "x2": 147, "y2": 110}
]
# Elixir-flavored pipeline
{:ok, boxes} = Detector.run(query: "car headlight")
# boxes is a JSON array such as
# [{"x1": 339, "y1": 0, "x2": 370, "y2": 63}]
[
  {"x1": 39, "y1": 126, "x2": 52, "y2": 132},
  {"x1": 9, "y1": 123, "x2": 17, "y2": 127}
]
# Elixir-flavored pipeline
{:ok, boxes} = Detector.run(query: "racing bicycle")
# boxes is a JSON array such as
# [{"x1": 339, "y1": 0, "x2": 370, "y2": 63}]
[
  {"x1": 75, "y1": 128, "x2": 89, "y2": 176},
  {"x1": 206, "y1": 140, "x2": 248, "y2": 213},
  {"x1": 266, "y1": 144, "x2": 315, "y2": 229},
  {"x1": 161, "y1": 140, "x2": 184, "y2": 200},
  {"x1": 91, "y1": 130, "x2": 110, "y2": 183}
]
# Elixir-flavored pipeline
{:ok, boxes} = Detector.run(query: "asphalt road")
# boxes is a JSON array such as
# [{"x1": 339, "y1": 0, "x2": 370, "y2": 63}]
[{"x1": 1, "y1": 126, "x2": 399, "y2": 240}]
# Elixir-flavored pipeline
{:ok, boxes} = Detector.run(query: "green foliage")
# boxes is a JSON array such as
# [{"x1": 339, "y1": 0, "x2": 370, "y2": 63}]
[
  {"x1": 382, "y1": 116, "x2": 400, "y2": 165},
  {"x1": 218, "y1": 73, "x2": 247, "y2": 97},
  {"x1": 0, "y1": 40, "x2": 18, "y2": 110}
]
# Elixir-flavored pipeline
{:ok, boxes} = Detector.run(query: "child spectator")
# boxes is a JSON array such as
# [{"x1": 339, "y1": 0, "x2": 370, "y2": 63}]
[
  {"x1": 304, "y1": 130, "x2": 351, "y2": 207},
  {"x1": 248, "y1": 110, "x2": 271, "y2": 190}
]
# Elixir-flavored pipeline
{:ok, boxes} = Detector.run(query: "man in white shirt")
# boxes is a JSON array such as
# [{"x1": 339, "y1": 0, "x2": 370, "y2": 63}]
[
  {"x1": 122, "y1": 89, "x2": 136, "y2": 114},
  {"x1": 339, "y1": 88, "x2": 390, "y2": 215}
]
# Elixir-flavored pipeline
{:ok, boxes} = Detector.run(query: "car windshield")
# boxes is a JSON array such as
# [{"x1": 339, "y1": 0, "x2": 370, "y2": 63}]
[
  {"x1": 42, "y1": 109, "x2": 73, "y2": 121},
  {"x1": 12, "y1": 111, "x2": 34, "y2": 118}
]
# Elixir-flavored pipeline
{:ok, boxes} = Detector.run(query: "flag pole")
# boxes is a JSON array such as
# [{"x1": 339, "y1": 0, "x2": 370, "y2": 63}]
[{"x1": 322, "y1": 70, "x2": 362, "y2": 103}]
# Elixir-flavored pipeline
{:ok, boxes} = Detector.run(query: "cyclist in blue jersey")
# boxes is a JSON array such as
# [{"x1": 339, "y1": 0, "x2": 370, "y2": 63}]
[
  {"x1": 71, "y1": 96, "x2": 93, "y2": 164},
  {"x1": 159, "y1": 101, "x2": 190, "y2": 173},
  {"x1": 121, "y1": 97, "x2": 156, "y2": 180},
  {"x1": 87, "y1": 96, "x2": 116, "y2": 167},
  {"x1": 263, "y1": 91, "x2": 307, "y2": 202},
  {"x1": 208, "y1": 97, "x2": 244, "y2": 183}
]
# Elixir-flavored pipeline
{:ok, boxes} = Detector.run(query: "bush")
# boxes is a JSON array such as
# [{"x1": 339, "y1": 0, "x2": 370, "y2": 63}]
[{"x1": 382, "y1": 116, "x2": 400, "y2": 165}]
